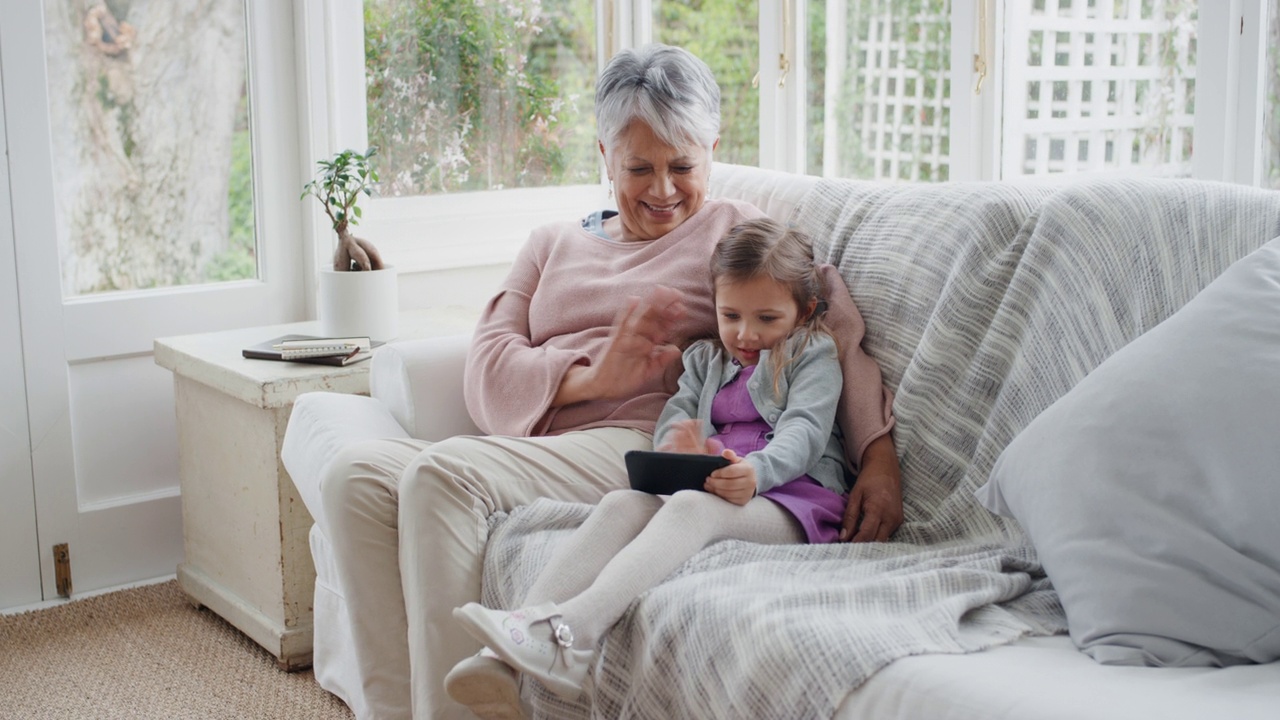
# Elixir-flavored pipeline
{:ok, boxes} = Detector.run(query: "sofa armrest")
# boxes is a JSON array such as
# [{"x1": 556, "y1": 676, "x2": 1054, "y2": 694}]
[
  {"x1": 281, "y1": 392, "x2": 411, "y2": 526},
  {"x1": 283, "y1": 334, "x2": 482, "y2": 529},
  {"x1": 370, "y1": 333, "x2": 483, "y2": 441}
]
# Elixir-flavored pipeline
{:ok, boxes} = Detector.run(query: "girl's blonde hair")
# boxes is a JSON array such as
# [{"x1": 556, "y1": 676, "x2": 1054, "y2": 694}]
[{"x1": 709, "y1": 218, "x2": 834, "y2": 397}]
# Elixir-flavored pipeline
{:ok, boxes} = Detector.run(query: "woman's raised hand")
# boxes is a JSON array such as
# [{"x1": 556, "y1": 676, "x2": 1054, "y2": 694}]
[
  {"x1": 553, "y1": 286, "x2": 688, "y2": 408},
  {"x1": 587, "y1": 286, "x2": 687, "y2": 400}
]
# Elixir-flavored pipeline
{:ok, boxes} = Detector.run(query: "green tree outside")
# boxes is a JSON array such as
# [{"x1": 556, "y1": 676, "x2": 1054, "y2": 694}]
[
  {"x1": 206, "y1": 89, "x2": 257, "y2": 283},
  {"x1": 363, "y1": 0, "x2": 597, "y2": 196},
  {"x1": 653, "y1": 0, "x2": 760, "y2": 167},
  {"x1": 364, "y1": 0, "x2": 765, "y2": 194}
]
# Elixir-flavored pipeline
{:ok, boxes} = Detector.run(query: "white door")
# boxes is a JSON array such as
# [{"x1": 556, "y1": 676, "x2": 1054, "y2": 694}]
[
  {"x1": 0, "y1": 69, "x2": 42, "y2": 611},
  {"x1": 2, "y1": 1, "x2": 306, "y2": 602}
]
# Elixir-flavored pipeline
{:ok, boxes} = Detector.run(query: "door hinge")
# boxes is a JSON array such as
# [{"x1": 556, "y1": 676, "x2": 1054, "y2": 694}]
[{"x1": 54, "y1": 543, "x2": 72, "y2": 598}]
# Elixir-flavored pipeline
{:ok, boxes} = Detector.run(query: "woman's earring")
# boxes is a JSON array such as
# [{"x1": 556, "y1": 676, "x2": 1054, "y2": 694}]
[{"x1": 608, "y1": 181, "x2": 614, "y2": 199}]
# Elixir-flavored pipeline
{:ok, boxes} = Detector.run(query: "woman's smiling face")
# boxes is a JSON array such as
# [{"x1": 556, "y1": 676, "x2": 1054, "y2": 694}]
[{"x1": 602, "y1": 120, "x2": 715, "y2": 242}]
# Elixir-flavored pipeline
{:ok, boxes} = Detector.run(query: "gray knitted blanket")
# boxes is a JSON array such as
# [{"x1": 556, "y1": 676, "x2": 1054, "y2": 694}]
[{"x1": 481, "y1": 177, "x2": 1280, "y2": 719}]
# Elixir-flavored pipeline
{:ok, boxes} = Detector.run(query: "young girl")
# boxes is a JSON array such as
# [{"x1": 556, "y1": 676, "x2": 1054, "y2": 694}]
[{"x1": 445, "y1": 218, "x2": 850, "y2": 714}]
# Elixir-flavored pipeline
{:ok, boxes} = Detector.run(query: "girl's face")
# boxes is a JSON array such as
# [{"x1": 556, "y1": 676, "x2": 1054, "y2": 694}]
[
  {"x1": 715, "y1": 275, "x2": 812, "y2": 366},
  {"x1": 601, "y1": 120, "x2": 716, "y2": 242}
]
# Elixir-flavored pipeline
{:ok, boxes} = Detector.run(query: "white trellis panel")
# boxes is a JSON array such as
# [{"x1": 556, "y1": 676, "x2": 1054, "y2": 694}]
[
  {"x1": 825, "y1": 0, "x2": 1202, "y2": 182},
  {"x1": 1002, "y1": 0, "x2": 1198, "y2": 178},
  {"x1": 828, "y1": 0, "x2": 952, "y2": 181}
]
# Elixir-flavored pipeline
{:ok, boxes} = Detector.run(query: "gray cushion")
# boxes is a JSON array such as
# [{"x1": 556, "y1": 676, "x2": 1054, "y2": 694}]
[{"x1": 975, "y1": 236, "x2": 1280, "y2": 667}]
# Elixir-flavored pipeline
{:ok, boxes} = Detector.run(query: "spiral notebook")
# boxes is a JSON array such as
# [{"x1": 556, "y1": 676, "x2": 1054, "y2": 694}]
[{"x1": 242, "y1": 335, "x2": 380, "y2": 367}]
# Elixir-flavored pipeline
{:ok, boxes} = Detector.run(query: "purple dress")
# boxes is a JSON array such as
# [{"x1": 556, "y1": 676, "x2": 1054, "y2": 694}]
[{"x1": 707, "y1": 364, "x2": 847, "y2": 544}]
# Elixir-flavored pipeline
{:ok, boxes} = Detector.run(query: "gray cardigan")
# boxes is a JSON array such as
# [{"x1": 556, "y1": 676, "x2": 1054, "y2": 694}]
[{"x1": 655, "y1": 332, "x2": 848, "y2": 494}]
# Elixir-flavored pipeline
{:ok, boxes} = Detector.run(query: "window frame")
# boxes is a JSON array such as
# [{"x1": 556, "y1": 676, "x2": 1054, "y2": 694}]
[
  {"x1": 8, "y1": 0, "x2": 306, "y2": 359},
  {"x1": 1192, "y1": 0, "x2": 1268, "y2": 185}
]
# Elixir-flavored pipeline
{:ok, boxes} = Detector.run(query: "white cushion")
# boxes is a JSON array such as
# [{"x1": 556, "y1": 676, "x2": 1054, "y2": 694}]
[{"x1": 976, "y1": 236, "x2": 1280, "y2": 667}]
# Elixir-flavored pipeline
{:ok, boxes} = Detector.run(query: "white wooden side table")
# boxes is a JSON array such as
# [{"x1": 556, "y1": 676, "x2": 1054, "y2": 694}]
[{"x1": 154, "y1": 307, "x2": 478, "y2": 670}]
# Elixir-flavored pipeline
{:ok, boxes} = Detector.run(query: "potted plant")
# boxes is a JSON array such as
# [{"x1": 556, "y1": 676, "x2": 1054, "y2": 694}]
[{"x1": 302, "y1": 148, "x2": 398, "y2": 341}]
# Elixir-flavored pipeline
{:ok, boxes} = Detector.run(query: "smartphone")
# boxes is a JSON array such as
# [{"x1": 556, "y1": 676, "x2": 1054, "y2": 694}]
[{"x1": 624, "y1": 450, "x2": 731, "y2": 495}]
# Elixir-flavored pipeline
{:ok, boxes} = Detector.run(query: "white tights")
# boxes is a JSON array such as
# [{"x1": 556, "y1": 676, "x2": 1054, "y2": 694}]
[{"x1": 521, "y1": 489, "x2": 804, "y2": 649}]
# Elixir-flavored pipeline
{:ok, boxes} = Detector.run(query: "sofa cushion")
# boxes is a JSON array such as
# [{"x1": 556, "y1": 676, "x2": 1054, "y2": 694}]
[{"x1": 976, "y1": 236, "x2": 1280, "y2": 667}]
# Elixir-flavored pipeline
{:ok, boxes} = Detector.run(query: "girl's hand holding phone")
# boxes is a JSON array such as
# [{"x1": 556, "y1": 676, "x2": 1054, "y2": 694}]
[{"x1": 705, "y1": 449, "x2": 757, "y2": 506}]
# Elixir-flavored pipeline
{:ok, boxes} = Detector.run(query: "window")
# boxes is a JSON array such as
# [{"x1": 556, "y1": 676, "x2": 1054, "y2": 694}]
[
  {"x1": 313, "y1": 1, "x2": 1275, "y2": 273},
  {"x1": 804, "y1": 0, "x2": 1204, "y2": 181},
  {"x1": 653, "y1": 0, "x2": 760, "y2": 166},
  {"x1": 1001, "y1": 0, "x2": 1198, "y2": 178},
  {"x1": 314, "y1": 0, "x2": 608, "y2": 274},
  {"x1": 363, "y1": 0, "x2": 599, "y2": 196},
  {"x1": 808, "y1": 0, "x2": 953, "y2": 181},
  {"x1": 43, "y1": 0, "x2": 256, "y2": 296}
]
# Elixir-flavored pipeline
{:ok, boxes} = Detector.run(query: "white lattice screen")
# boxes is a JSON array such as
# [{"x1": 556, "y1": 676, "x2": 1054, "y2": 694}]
[
  {"x1": 1003, "y1": 0, "x2": 1197, "y2": 177},
  {"x1": 831, "y1": 0, "x2": 951, "y2": 181}
]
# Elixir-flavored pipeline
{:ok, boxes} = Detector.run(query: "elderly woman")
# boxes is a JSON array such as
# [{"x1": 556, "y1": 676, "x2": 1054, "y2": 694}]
[{"x1": 321, "y1": 44, "x2": 902, "y2": 720}]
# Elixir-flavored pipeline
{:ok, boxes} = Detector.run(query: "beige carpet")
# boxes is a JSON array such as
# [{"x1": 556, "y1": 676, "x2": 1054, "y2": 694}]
[{"x1": 0, "y1": 580, "x2": 353, "y2": 719}]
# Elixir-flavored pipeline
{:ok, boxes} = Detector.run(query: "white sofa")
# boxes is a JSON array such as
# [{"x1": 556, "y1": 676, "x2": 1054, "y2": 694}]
[{"x1": 282, "y1": 163, "x2": 1280, "y2": 719}]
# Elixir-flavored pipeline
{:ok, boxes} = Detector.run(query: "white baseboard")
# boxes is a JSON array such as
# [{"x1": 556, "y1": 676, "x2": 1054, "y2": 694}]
[{"x1": 0, "y1": 572, "x2": 177, "y2": 616}]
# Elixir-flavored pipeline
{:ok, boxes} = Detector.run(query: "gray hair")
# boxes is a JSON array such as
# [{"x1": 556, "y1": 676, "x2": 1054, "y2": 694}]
[{"x1": 595, "y1": 44, "x2": 721, "y2": 155}]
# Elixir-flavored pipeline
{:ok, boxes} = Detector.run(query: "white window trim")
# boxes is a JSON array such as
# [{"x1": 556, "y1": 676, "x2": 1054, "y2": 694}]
[
  {"x1": 758, "y1": 0, "x2": 809, "y2": 172},
  {"x1": 1194, "y1": 0, "x2": 1268, "y2": 185},
  {"x1": 950, "y1": 0, "x2": 998, "y2": 181}
]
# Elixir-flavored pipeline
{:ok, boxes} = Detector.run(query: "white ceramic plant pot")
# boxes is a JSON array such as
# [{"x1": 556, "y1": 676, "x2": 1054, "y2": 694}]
[{"x1": 318, "y1": 266, "x2": 399, "y2": 342}]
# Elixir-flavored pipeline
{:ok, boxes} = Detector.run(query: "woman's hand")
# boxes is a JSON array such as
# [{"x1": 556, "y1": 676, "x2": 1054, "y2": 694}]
[
  {"x1": 838, "y1": 434, "x2": 903, "y2": 542},
  {"x1": 706, "y1": 449, "x2": 757, "y2": 506},
  {"x1": 553, "y1": 286, "x2": 686, "y2": 407}
]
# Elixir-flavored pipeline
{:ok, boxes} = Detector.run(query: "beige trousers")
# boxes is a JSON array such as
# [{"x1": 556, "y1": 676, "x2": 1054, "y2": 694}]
[{"x1": 320, "y1": 427, "x2": 652, "y2": 720}]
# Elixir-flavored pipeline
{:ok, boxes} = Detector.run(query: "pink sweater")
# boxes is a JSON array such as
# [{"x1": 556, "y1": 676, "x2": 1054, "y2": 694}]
[{"x1": 464, "y1": 198, "x2": 895, "y2": 466}]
